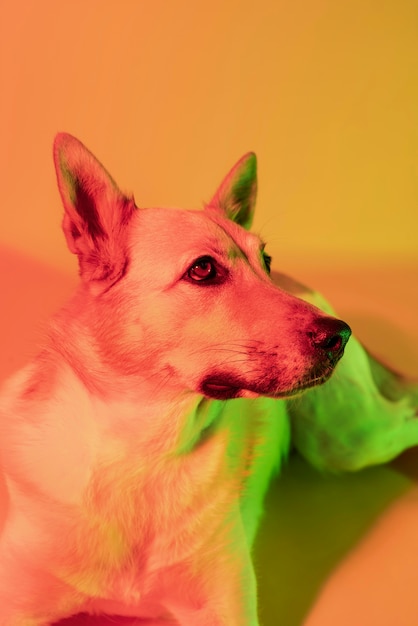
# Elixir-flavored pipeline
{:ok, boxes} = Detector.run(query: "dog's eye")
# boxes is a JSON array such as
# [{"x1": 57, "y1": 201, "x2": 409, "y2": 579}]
[
  {"x1": 262, "y1": 253, "x2": 272, "y2": 274},
  {"x1": 187, "y1": 256, "x2": 217, "y2": 282}
]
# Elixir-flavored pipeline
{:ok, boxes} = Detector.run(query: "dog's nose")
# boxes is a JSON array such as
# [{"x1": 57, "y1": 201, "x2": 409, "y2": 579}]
[{"x1": 309, "y1": 318, "x2": 351, "y2": 363}]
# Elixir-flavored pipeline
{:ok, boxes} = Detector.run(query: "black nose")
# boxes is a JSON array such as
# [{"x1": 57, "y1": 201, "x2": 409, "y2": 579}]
[{"x1": 309, "y1": 318, "x2": 351, "y2": 363}]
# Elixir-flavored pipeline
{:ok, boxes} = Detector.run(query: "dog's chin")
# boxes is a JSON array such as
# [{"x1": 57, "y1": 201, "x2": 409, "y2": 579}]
[
  {"x1": 270, "y1": 365, "x2": 336, "y2": 399},
  {"x1": 200, "y1": 366, "x2": 336, "y2": 401}
]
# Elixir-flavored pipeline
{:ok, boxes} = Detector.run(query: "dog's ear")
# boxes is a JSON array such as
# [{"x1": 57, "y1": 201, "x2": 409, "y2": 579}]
[
  {"x1": 53, "y1": 133, "x2": 136, "y2": 285},
  {"x1": 206, "y1": 152, "x2": 257, "y2": 230}
]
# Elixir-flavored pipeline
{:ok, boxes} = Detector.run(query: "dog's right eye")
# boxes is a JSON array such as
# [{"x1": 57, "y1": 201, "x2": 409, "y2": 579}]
[
  {"x1": 186, "y1": 256, "x2": 225, "y2": 284},
  {"x1": 187, "y1": 256, "x2": 217, "y2": 282}
]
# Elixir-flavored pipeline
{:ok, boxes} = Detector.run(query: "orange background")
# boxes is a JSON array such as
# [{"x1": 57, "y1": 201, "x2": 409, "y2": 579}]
[
  {"x1": 1, "y1": 0, "x2": 417, "y2": 270},
  {"x1": 1, "y1": 2, "x2": 418, "y2": 625}
]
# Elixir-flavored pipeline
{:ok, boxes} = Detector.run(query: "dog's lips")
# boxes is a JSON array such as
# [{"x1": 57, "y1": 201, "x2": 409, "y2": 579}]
[
  {"x1": 206, "y1": 382, "x2": 235, "y2": 391},
  {"x1": 201, "y1": 362, "x2": 338, "y2": 401},
  {"x1": 201, "y1": 377, "x2": 242, "y2": 400}
]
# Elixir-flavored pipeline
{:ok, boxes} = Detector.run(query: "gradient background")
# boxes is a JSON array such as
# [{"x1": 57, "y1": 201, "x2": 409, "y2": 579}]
[{"x1": 1, "y1": 1, "x2": 418, "y2": 625}]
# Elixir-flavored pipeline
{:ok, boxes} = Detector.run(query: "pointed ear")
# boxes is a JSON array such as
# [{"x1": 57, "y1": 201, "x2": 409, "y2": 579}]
[
  {"x1": 53, "y1": 133, "x2": 136, "y2": 284},
  {"x1": 206, "y1": 152, "x2": 257, "y2": 230}
]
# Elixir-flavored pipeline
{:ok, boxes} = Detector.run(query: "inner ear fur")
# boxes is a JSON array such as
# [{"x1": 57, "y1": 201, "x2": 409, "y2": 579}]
[
  {"x1": 206, "y1": 152, "x2": 257, "y2": 230},
  {"x1": 53, "y1": 133, "x2": 137, "y2": 284}
]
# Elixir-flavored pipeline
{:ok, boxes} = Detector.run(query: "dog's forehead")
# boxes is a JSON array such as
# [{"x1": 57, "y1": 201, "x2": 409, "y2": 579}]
[{"x1": 131, "y1": 207, "x2": 262, "y2": 258}]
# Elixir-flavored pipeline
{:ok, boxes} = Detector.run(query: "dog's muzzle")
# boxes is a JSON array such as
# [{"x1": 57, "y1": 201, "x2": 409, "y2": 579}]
[{"x1": 199, "y1": 318, "x2": 352, "y2": 401}]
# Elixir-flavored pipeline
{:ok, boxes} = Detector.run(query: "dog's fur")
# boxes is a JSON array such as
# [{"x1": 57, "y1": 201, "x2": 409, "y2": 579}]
[{"x1": 0, "y1": 134, "x2": 417, "y2": 625}]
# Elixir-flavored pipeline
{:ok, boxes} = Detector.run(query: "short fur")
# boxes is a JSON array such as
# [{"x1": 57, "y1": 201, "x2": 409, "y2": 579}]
[{"x1": 0, "y1": 134, "x2": 417, "y2": 625}]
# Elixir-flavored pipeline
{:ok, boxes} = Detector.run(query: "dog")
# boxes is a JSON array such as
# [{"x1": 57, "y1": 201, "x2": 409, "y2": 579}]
[{"x1": 0, "y1": 134, "x2": 417, "y2": 625}]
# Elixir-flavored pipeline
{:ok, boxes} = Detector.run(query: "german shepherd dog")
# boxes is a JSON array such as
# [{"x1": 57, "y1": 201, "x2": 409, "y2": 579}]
[{"x1": 0, "y1": 134, "x2": 417, "y2": 625}]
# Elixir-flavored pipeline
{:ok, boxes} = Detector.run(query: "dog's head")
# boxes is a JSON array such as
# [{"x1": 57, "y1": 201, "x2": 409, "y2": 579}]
[{"x1": 53, "y1": 134, "x2": 350, "y2": 400}]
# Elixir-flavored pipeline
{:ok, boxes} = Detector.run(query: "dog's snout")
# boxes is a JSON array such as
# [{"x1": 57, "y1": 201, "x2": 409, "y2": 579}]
[{"x1": 309, "y1": 318, "x2": 351, "y2": 363}]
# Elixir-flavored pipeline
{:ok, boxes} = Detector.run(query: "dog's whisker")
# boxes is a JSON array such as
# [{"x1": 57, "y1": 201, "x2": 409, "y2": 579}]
[{"x1": 188, "y1": 346, "x2": 251, "y2": 357}]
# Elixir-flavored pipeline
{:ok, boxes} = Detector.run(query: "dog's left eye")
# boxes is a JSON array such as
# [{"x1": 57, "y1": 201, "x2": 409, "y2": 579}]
[
  {"x1": 262, "y1": 253, "x2": 272, "y2": 274},
  {"x1": 187, "y1": 256, "x2": 218, "y2": 282}
]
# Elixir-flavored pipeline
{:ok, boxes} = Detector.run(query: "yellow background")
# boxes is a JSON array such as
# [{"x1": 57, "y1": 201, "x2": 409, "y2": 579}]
[{"x1": 1, "y1": 2, "x2": 418, "y2": 625}]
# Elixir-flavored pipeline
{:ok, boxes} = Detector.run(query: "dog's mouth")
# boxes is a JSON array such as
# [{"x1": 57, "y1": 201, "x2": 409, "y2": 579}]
[
  {"x1": 200, "y1": 364, "x2": 336, "y2": 401},
  {"x1": 201, "y1": 377, "x2": 243, "y2": 400}
]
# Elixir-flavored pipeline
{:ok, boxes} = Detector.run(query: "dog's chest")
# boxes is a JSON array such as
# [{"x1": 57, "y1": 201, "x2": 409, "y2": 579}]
[{"x1": 63, "y1": 399, "x2": 266, "y2": 604}]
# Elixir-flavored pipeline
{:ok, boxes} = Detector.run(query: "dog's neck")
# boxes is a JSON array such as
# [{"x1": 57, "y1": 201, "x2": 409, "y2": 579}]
[
  {"x1": 14, "y1": 284, "x2": 230, "y2": 458},
  {"x1": 27, "y1": 315, "x2": 217, "y2": 457}
]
